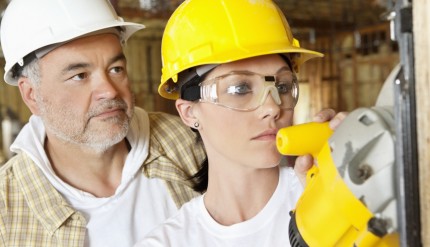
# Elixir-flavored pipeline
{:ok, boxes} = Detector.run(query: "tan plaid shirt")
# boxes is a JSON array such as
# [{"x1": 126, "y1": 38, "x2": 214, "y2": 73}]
[{"x1": 0, "y1": 112, "x2": 206, "y2": 247}]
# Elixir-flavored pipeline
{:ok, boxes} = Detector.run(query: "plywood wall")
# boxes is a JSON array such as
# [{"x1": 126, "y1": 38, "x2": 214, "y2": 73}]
[
  {"x1": 413, "y1": 0, "x2": 430, "y2": 245},
  {"x1": 123, "y1": 19, "x2": 178, "y2": 115},
  {"x1": 296, "y1": 22, "x2": 399, "y2": 123}
]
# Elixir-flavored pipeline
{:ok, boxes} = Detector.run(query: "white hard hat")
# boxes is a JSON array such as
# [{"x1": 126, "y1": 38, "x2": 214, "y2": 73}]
[{"x1": 0, "y1": 0, "x2": 145, "y2": 85}]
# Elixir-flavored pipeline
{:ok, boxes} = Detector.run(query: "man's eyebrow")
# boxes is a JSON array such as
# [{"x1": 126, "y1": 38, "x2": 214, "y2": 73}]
[
  {"x1": 109, "y1": 53, "x2": 126, "y2": 65},
  {"x1": 60, "y1": 53, "x2": 127, "y2": 75},
  {"x1": 61, "y1": 63, "x2": 90, "y2": 75}
]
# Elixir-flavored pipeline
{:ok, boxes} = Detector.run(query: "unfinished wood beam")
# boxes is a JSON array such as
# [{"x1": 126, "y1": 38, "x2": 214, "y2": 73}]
[{"x1": 413, "y1": 0, "x2": 430, "y2": 245}]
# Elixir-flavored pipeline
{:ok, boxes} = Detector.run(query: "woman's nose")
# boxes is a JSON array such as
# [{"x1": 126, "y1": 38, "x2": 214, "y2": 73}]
[{"x1": 259, "y1": 90, "x2": 281, "y2": 119}]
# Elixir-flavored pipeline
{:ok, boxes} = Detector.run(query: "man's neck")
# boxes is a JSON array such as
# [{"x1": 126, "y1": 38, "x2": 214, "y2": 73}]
[{"x1": 44, "y1": 135, "x2": 129, "y2": 197}]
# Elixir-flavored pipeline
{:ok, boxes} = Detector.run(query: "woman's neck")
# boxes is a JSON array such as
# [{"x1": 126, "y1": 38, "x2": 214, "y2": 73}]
[{"x1": 203, "y1": 166, "x2": 280, "y2": 226}]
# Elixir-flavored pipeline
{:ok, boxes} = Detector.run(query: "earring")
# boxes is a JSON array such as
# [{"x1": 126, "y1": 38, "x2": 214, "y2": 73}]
[{"x1": 194, "y1": 122, "x2": 200, "y2": 128}]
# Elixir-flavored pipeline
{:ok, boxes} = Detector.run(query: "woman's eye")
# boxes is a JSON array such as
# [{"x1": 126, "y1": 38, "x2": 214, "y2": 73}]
[
  {"x1": 227, "y1": 83, "x2": 252, "y2": 95},
  {"x1": 276, "y1": 83, "x2": 292, "y2": 94}
]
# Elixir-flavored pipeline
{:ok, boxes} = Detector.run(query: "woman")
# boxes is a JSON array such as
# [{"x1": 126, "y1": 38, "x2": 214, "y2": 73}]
[{"x1": 135, "y1": 0, "x2": 344, "y2": 246}]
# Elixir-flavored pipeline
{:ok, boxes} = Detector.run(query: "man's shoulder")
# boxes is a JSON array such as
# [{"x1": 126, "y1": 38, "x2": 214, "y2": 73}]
[
  {"x1": 0, "y1": 153, "x2": 32, "y2": 207},
  {"x1": 0, "y1": 152, "x2": 73, "y2": 209},
  {"x1": 0, "y1": 153, "x2": 84, "y2": 246},
  {"x1": 147, "y1": 112, "x2": 196, "y2": 142},
  {"x1": 0, "y1": 153, "x2": 44, "y2": 195},
  {"x1": 0, "y1": 153, "x2": 27, "y2": 178},
  {"x1": 140, "y1": 111, "x2": 205, "y2": 207},
  {"x1": 147, "y1": 112, "x2": 182, "y2": 127}
]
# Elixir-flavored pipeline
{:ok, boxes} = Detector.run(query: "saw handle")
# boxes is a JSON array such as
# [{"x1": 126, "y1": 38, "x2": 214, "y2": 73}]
[{"x1": 276, "y1": 122, "x2": 333, "y2": 157}]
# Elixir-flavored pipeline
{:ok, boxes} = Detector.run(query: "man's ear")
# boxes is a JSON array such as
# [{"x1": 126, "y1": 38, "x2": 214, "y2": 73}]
[
  {"x1": 18, "y1": 77, "x2": 40, "y2": 115},
  {"x1": 176, "y1": 98, "x2": 198, "y2": 129}
]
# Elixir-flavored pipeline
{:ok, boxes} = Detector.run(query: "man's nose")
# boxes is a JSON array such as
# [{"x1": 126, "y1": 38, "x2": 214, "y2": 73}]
[{"x1": 93, "y1": 74, "x2": 119, "y2": 100}]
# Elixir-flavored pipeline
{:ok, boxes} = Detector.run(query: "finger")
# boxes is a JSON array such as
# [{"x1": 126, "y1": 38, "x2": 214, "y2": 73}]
[
  {"x1": 313, "y1": 108, "x2": 336, "y2": 122},
  {"x1": 294, "y1": 154, "x2": 313, "y2": 186},
  {"x1": 329, "y1": 111, "x2": 349, "y2": 129}
]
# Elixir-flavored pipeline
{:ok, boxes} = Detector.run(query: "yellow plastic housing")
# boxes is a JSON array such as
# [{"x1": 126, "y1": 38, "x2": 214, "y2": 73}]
[
  {"x1": 276, "y1": 122, "x2": 399, "y2": 247},
  {"x1": 276, "y1": 122, "x2": 333, "y2": 157}
]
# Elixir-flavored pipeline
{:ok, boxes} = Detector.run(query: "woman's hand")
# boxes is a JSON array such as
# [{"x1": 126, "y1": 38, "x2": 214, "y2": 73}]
[{"x1": 293, "y1": 109, "x2": 348, "y2": 186}]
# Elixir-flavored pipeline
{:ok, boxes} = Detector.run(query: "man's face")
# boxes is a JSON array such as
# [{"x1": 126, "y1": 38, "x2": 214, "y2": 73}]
[{"x1": 34, "y1": 33, "x2": 134, "y2": 152}]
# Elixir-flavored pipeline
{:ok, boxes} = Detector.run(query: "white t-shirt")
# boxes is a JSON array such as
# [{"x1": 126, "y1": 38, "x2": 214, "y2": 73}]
[
  {"x1": 135, "y1": 166, "x2": 303, "y2": 247},
  {"x1": 10, "y1": 107, "x2": 178, "y2": 247}
]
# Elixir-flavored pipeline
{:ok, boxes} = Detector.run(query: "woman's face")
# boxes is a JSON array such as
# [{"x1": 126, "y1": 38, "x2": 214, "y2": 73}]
[{"x1": 191, "y1": 54, "x2": 294, "y2": 170}]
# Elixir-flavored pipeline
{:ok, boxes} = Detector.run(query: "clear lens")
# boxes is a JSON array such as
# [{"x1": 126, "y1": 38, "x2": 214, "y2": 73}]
[{"x1": 200, "y1": 70, "x2": 298, "y2": 111}]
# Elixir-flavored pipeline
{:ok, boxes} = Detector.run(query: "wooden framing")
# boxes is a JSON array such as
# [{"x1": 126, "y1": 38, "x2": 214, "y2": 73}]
[{"x1": 413, "y1": 0, "x2": 430, "y2": 245}]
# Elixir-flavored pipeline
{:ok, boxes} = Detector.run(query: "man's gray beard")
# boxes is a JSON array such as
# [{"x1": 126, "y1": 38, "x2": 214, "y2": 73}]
[
  {"x1": 46, "y1": 118, "x2": 131, "y2": 154},
  {"x1": 37, "y1": 95, "x2": 135, "y2": 154}
]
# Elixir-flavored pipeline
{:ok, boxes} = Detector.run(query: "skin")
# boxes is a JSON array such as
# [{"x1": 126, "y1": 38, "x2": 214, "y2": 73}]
[
  {"x1": 17, "y1": 34, "x2": 134, "y2": 197},
  {"x1": 176, "y1": 54, "x2": 347, "y2": 225}
]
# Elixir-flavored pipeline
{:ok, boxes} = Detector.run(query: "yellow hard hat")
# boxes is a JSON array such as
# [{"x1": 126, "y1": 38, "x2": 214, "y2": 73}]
[{"x1": 159, "y1": 0, "x2": 324, "y2": 99}]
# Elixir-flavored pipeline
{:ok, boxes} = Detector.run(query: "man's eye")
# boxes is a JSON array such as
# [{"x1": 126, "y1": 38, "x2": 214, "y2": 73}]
[
  {"x1": 71, "y1": 73, "x2": 88, "y2": 81},
  {"x1": 110, "y1": 66, "x2": 124, "y2": 74},
  {"x1": 227, "y1": 83, "x2": 252, "y2": 95}
]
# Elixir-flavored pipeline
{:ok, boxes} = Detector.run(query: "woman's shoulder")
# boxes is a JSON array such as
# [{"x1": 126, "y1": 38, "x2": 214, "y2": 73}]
[{"x1": 135, "y1": 195, "x2": 204, "y2": 247}]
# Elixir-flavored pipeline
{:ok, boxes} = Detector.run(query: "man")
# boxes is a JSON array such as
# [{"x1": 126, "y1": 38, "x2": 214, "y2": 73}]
[
  {"x1": 0, "y1": 0, "x2": 343, "y2": 246},
  {"x1": 0, "y1": 0, "x2": 205, "y2": 246}
]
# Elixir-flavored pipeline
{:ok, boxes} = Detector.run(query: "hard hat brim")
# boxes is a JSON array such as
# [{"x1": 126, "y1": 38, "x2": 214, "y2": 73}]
[{"x1": 3, "y1": 21, "x2": 144, "y2": 86}]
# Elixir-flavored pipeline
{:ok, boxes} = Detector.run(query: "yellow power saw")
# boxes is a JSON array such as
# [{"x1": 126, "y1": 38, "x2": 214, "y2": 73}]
[{"x1": 276, "y1": 66, "x2": 400, "y2": 247}]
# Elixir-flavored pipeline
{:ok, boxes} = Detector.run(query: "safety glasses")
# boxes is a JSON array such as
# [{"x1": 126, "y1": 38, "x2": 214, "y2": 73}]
[{"x1": 199, "y1": 70, "x2": 299, "y2": 111}]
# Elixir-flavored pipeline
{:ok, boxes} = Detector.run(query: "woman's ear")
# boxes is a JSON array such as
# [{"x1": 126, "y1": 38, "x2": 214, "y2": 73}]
[
  {"x1": 18, "y1": 77, "x2": 40, "y2": 115},
  {"x1": 176, "y1": 98, "x2": 198, "y2": 129}
]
